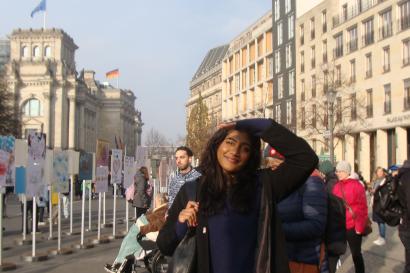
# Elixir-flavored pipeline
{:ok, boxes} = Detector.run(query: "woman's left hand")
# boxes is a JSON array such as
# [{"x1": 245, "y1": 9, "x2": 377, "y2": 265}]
[{"x1": 217, "y1": 122, "x2": 236, "y2": 131}]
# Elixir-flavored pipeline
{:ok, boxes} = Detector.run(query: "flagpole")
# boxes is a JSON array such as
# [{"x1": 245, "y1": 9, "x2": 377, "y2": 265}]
[{"x1": 43, "y1": 11, "x2": 46, "y2": 29}]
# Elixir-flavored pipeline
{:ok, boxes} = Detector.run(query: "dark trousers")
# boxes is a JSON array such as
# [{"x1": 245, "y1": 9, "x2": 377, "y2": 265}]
[
  {"x1": 21, "y1": 200, "x2": 39, "y2": 232},
  {"x1": 399, "y1": 224, "x2": 410, "y2": 273},
  {"x1": 346, "y1": 228, "x2": 365, "y2": 273},
  {"x1": 135, "y1": 207, "x2": 148, "y2": 219},
  {"x1": 328, "y1": 255, "x2": 339, "y2": 273}
]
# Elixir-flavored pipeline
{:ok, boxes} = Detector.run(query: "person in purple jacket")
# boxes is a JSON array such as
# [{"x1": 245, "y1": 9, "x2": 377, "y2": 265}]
[{"x1": 157, "y1": 118, "x2": 318, "y2": 273}]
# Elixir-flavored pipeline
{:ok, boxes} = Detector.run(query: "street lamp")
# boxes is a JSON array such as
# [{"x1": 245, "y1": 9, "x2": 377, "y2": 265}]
[{"x1": 326, "y1": 88, "x2": 337, "y2": 165}]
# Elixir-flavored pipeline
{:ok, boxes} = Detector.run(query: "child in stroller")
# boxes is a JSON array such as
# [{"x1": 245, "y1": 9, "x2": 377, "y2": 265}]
[{"x1": 104, "y1": 193, "x2": 168, "y2": 273}]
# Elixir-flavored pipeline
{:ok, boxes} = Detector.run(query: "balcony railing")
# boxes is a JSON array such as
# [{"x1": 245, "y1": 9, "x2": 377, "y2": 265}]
[
  {"x1": 333, "y1": 46, "x2": 343, "y2": 58},
  {"x1": 362, "y1": 32, "x2": 374, "y2": 46},
  {"x1": 384, "y1": 101, "x2": 391, "y2": 114},
  {"x1": 398, "y1": 16, "x2": 410, "y2": 32},
  {"x1": 347, "y1": 40, "x2": 358, "y2": 53},
  {"x1": 404, "y1": 97, "x2": 410, "y2": 111},
  {"x1": 367, "y1": 105, "x2": 373, "y2": 118},
  {"x1": 380, "y1": 23, "x2": 393, "y2": 39},
  {"x1": 332, "y1": 0, "x2": 380, "y2": 28}
]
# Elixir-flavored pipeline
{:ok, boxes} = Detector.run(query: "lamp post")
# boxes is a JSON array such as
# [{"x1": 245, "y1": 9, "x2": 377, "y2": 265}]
[{"x1": 326, "y1": 88, "x2": 337, "y2": 165}]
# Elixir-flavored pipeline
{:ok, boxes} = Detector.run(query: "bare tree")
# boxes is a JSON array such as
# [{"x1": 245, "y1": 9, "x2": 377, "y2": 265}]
[
  {"x1": 144, "y1": 128, "x2": 171, "y2": 158},
  {"x1": 298, "y1": 61, "x2": 367, "y2": 154},
  {"x1": 0, "y1": 70, "x2": 20, "y2": 137}
]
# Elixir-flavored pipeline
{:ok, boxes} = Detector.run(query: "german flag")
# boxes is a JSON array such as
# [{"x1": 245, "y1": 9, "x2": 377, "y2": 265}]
[{"x1": 106, "y1": 69, "x2": 119, "y2": 79}]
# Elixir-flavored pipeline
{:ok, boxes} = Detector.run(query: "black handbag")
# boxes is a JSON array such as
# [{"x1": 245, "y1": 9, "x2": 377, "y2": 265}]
[{"x1": 168, "y1": 181, "x2": 198, "y2": 273}]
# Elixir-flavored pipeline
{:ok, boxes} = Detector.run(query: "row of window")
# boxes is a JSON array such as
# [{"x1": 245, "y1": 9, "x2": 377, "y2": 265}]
[
  {"x1": 21, "y1": 45, "x2": 52, "y2": 59},
  {"x1": 300, "y1": 39, "x2": 410, "y2": 81},
  {"x1": 275, "y1": 100, "x2": 293, "y2": 125},
  {"x1": 274, "y1": 0, "x2": 293, "y2": 22},
  {"x1": 299, "y1": 78, "x2": 410, "y2": 130},
  {"x1": 274, "y1": 43, "x2": 293, "y2": 73},
  {"x1": 300, "y1": 10, "x2": 328, "y2": 46},
  {"x1": 276, "y1": 14, "x2": 295, "y2": 47}
]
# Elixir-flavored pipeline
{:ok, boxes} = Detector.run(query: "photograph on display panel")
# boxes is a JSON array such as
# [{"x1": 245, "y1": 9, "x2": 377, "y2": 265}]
[
  {"x1": 110, "y1": 149, "x2": 122, "y2": 184},
  {"x1": 96, "y1": 139, "x2": 110, "y2": 167},
  {"x1": 52, "y1": 151, "x2": 69, "y2": 194},
  {"x1": 95, "y1": 166, "x2": 108, "y2": 193},
  {"x1": 26, "y1": 132, "x2": 46, "y2": 196}
]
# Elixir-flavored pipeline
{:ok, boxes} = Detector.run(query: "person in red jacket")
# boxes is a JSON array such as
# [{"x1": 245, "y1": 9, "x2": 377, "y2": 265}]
[{"x1": 332, "y1": 161, "x2": 368, "y2": 273}]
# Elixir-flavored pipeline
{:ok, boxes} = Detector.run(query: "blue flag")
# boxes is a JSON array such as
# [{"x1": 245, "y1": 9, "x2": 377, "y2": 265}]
[{"x1": 30, "y1": 0, "x2": 46, "y2": 18}]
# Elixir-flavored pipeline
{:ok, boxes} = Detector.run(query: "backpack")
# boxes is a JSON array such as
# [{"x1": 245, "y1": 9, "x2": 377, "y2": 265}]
[
  {"x1": 298, "y1": 180, "x2": 347, "y2": 256},
  {"x1": 373, "y1": 174, "x2": 404, "y2": 226},
  {"x1": 325, "y1": 193, "x2": 347, "y2": 256}
]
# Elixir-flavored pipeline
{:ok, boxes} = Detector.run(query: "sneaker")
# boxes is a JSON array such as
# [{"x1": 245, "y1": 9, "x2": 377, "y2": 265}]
[
  {"x1": 373, "y1": 237, "x2": 386, "y2": 246},
  {"x1": 104, "y1": 263, "x2": 121, "y2": 273}
]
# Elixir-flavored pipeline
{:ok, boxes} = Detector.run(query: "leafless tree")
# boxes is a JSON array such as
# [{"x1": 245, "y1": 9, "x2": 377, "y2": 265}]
[{"x1": 0, "y1": 70, "x2": 20, "y2": 137}]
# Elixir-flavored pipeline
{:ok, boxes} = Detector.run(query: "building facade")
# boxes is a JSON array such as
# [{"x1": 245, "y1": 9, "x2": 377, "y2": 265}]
[
  {"x1": 0, "y1": 39, "x2": 10, "y2": 71},
  {"x1": 272, "y1": 0, "x2": 297, "y2": 132},
  {"x1": 296, "y1": 0, "x2": 410, "y2": 180},
  {"x1": 187, "y1": 45, "x2": 228, "y2": 127},
  {"x1": 5, "y1": 28, "x2": 143, "y2": 154},
  {"x1": 221, "y1": 11, "x2": 275, "y2": 122}
]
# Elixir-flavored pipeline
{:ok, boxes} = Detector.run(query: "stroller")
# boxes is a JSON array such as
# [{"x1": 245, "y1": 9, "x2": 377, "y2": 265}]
[{"x1": 137, "y1": 234, "x2": 169, "y2": 273}]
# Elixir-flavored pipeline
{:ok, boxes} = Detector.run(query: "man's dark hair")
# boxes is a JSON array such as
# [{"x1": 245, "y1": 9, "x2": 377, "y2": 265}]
[{"x1": 175, "y1": 146, "x2": 193, "y2": 157}]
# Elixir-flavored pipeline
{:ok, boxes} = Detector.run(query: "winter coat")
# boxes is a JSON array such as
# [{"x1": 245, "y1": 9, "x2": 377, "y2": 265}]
[
  {"x1": 397, "y1": 160, "x2": 410, "y2": 229},
  {"x1": 157, "y1": 119, "x2": 318, "y2": 273},
  {"x1": 332, "y1": 178, "x2": 368, "y2": 233},
  {"x1": 132, "y1": 171, "x2": 148, "y2": 208},
  {"x1": 371, "y1": 177, "x2": 386, "y2": 223},
  {"x1": 277, "y1": 174, "x2": 328, "y2": 265}
]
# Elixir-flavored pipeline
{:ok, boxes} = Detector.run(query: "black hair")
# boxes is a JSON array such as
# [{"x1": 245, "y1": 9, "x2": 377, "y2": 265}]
[
  {"x1": 175, "y1": 146, "x2": 193, "y2": 157},
  {"x1": 197, "y1": 127, "x2": 261, "y2": 216}
]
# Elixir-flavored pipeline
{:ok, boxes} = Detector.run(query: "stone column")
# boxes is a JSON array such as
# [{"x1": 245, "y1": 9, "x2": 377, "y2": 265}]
[
  {"x1": 344, "y1": 134, "x2": 355, "y2": 171},
  {"x1": 396, "y1": 127, "x2": 407, "y2": 164},
  {"x1": 78, "y1": 101, "x2": 85, "y2": 151},
  {"x1": 376, "y1": 129, "x2": 388, "y2": 169},
  {"x1": 42, "y1": 92, "x2": 52, "y2": 148},
  {"x1": 68, "y1": 95, "x2": 76, "y2": 149},
  {"x1": 359, "y1": 132, "x2": 371, "y2": 182}
]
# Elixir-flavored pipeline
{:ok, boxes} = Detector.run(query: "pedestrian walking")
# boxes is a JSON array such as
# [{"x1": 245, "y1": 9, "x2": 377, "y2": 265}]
[
  {"x1": 132, "y1": 166, "x2": 150, "y2": 219},
  {"x1": 157, "y1": 118, "x2": 318, "y2": 273},
  {"x1": 371, "y1": 166, "x2": 388, "y2": 246},
  {"x1": 332, "y1": 161, "x2": 368, "y2": 273},
  {"x1": 397, "y1": 160, "x2": 410, "y2": 273}
]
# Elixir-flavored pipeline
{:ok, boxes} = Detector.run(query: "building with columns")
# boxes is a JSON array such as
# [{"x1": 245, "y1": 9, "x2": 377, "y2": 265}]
[
  {"x1": 5, "y1": 28, "x2": 143, "y2": 154},
  {"x1": 221, "y1": 11, "x2": 274, "y2": 122},
  {"x1": 296, "y1": 0, "x2": 410, "y2": 181},
  {"x1": 187, "y1": 44, "x2": 228, "y2": 128}
]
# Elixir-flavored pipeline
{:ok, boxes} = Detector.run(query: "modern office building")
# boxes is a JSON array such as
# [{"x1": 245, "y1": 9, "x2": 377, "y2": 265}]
[
  {"x1": 5, "y1": 28, "x2": 143, "y2": 154},
  {"x1": 296, "y1": 0, "x2": 410, "y2": 180},
  {"x1": 221, "y1": 11, "x2": 274, "y2": 122}
]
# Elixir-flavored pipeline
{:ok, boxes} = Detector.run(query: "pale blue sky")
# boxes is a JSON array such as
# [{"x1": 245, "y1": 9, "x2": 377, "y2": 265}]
[{"x1": 1, "y1": 0, "x2": 272, "y2": 144}]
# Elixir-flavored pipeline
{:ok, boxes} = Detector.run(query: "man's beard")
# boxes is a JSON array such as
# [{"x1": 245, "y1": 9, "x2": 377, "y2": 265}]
[{"x1": 178, "y1": 164, "x2": 191, "y2": 172}]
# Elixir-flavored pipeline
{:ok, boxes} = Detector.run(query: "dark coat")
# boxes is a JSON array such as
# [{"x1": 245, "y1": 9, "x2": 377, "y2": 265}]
[
  {"x1": 277, "y1": 175, "x2": 328, "y2": 265},
  {"x1": 132, "y1": 171, "x2": 148, "y2": 208},
  {"x1": 398, "y1": 160, "x2": 410, "y2": 229},
  {"x1": 156, "y1": 119, "x2": 318, "y2": 273}
]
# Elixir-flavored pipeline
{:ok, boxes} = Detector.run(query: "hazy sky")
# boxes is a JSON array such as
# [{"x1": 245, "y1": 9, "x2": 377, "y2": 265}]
[{"x1": 0, "y1": 0, "x2": 273, "y2": 144}]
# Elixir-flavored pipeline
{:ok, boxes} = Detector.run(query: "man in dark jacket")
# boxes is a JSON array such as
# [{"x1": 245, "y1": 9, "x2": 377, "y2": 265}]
[{"x1": 398, "y1": 160, "x2": 410, "y2": 273}]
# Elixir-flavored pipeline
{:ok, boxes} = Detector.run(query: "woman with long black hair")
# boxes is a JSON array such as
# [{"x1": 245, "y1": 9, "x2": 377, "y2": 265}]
[{"x1": 157, "y1": 118, "x2": 318, "y2": 273}]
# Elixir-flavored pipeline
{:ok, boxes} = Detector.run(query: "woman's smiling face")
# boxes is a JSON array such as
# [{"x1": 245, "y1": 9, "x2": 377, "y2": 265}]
[{"x1": 216, "y1": 130, "x2": 251, "y2": 174}]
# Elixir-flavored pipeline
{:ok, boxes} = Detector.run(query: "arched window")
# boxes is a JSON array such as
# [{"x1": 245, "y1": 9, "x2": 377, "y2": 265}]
[
  {"x1": 22, "y1": 46, "x2": 29, "y2": 58},
  {"x1": 33, "y1": 46, "x2": 40, "y2": 58},
  {"x1": 44, "y1": 46, "x2": 51, "y2": 58},
  {"x1": 23, "y1": 99, "x2": 42, "y2": 117}
]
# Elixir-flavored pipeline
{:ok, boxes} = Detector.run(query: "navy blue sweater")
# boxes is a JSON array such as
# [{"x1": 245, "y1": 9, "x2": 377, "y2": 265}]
[{"x1": 277, "y1": 175, "x2": 328, "y2": 264}]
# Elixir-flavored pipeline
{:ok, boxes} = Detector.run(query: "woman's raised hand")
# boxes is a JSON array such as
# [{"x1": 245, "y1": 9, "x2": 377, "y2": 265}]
[
  {"x1": 217, "y1": 122, "x2": 236, "y2": 131},
  {"x1": 178, "y1": 201, "x2": 199, "y2": 227}
]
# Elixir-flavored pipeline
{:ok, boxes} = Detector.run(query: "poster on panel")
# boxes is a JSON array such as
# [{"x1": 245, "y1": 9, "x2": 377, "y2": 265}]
[
  {"x1": 110, "y1": 149, "x2": 122, "y2": 184},
  {"x1": 0, "y1": 150, "x2": 10, "y2": 187},
  {"x1": 96, "y1": 139, "x2": 110, "y2": 167},
  {"x1": 0, "y1": 136, "x2": 16, "y2": 187},
  {"x1": 78, "y1": 151, "x2": 93, "y2": 181},
  {"x1": 95, "y1": 166, "x2": 108, "y2": 193},
  {"x1": 15, "y1": 166, "x2": 26, "y2": 194},
  {"x1": 53, "y1": 150, "x2": 69, "y2": 193},
  {"x1": 123, "y1": 156, "x2": 135, "y2": 188},
  {"x1": 26, "y1": 132, "x2": 46, "y2": 196},
  {"x1": 135, "y1": 146, "x2": 148, "y2": 170},
  {"x1": 68, "y1": 150, "x2": 79, "y2": 175}
]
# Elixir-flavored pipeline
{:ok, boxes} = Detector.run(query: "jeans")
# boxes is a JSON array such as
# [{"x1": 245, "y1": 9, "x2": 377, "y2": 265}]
[
  {"x1": 399, "y1": 224, "x2": 410, "y2": 273},
  {"x1": 378, "y1": 222, "x2": 386, "y2": 239},
  {"x1": 346, "y1": 228, "x2": 365, "y2": 273}
]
